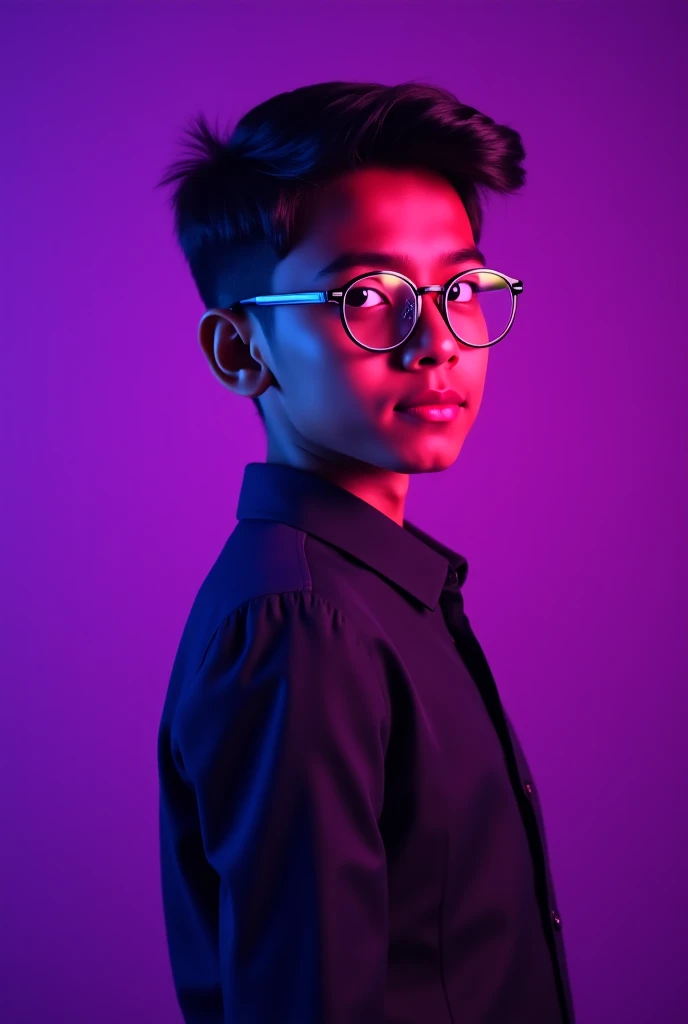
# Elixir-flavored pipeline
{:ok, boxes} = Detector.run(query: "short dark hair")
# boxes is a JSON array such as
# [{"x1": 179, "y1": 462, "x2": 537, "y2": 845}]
[{"x1": 155, "y1": 80, "x2": 526, "y2": 428}]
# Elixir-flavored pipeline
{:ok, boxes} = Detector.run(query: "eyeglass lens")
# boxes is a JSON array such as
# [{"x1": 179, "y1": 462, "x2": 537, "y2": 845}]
[{"x1": 342, "y1": 272, "x2": 514, "y2": 349}]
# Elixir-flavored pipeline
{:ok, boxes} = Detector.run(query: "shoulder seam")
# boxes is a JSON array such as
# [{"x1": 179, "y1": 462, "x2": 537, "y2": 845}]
[{"x1": 295, "y1": 528, "x2": 313, "y2": 592}]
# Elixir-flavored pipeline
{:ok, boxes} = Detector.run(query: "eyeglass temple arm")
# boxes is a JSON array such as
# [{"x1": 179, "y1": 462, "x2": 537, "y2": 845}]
[{"x1": 234, "y1": 291, "x2": 331, "y2": 307}]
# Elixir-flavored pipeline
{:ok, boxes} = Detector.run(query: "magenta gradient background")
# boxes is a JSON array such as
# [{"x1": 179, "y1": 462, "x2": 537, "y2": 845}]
[{"x1": 2, "y1": 2, "x2": 686, "y2": 1022}]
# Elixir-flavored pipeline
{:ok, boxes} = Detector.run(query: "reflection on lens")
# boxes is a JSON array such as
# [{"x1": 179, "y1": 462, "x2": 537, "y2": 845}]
[
  {"x1": 343, "y1": 274, "x2": 417, "y2": 350},
  {"x1": 342, "y1": 271, "x2": 514, "y2": 349}
]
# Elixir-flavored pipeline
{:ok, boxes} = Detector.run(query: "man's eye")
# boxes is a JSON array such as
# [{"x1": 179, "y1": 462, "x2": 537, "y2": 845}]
[
  {"x1": 345, "y1": 287, "x2": 387, "y2": 309},
  {"x1": 447, "y1": 281, "x2": 476, "y2": 303}
]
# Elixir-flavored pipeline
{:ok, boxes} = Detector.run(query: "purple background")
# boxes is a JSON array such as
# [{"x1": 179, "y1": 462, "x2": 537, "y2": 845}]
[{"x1": 2, "y1": 2, "x2": 686, "y2": 1021}]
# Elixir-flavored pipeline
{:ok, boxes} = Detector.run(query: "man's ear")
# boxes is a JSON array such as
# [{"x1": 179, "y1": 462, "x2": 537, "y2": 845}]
[
  {"x1": 198, "y1": 307, "x2": 246, "y2": 360},
  {"x1": 197, "y1": 307, "x2": 273, "y2": 396}
]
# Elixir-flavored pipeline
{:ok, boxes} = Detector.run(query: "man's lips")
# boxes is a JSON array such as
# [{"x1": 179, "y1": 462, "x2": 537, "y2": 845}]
[
  {"x1": 395, "y1": 388, "x2": 465, "y2": 409},
  {"x1": 395, "y1": 404, "x2": 463, "y2": 422}
]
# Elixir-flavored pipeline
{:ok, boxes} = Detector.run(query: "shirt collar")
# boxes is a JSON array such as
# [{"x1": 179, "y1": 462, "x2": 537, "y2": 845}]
[{"x1": 235, "y1": 462, "x2": 468, "y2": 611}]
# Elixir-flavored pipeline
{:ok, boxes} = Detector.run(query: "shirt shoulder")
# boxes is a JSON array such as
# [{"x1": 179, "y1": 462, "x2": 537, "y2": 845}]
[
  {"x1": 179, "y1": 518, "x2": 389, "y2": 677},
  {"x1": 172, "y1": 588, "x2": 393, "y2": 780}
]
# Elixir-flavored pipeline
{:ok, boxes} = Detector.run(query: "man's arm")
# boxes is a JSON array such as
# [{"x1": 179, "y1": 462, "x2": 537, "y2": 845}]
[{"x1": 171, "y1": 590, "x2": 391, "y2": 1024}]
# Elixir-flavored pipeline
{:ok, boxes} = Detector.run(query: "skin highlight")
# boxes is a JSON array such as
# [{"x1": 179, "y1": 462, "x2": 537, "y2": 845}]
[{"x1": 198, "y1": 166, "x2": 490, "y2": 527}]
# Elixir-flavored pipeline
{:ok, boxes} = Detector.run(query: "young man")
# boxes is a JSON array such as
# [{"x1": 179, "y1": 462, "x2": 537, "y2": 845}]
[{"x1": 156, "y1": 81, "x2": 575, "y2": 1023}]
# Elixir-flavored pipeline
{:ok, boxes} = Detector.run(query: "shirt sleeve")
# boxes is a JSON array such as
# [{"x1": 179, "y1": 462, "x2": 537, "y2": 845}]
[{"x1": 171, "y1": 590, "x2": 392, "y2": 1024}]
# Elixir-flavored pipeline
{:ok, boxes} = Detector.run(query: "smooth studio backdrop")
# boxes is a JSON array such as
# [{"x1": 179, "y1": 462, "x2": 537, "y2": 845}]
[{"x1": 2, "y1": 2, "x2": 686, "y2": 1022}]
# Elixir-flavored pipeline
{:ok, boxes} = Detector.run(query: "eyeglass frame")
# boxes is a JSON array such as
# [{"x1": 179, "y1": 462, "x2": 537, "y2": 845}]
[{"x1": 228, "y1": 267, "x2": 524, "y2": 352}]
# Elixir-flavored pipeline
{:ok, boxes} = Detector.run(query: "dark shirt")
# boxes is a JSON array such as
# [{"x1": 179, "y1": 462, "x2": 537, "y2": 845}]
[{"x1": 157, "y1": 461, "x2": 575, "y2": 1024}]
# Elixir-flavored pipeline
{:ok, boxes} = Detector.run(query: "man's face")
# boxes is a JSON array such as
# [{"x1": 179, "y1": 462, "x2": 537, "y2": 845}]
[{"x1": 256, "y1": 165, "x2": 491, "y2": 476}]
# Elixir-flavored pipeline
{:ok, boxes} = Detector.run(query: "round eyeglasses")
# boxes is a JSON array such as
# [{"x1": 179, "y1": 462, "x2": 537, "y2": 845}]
[{"x1": 229, "y1": 268, "x2": 523, "y2": 352}]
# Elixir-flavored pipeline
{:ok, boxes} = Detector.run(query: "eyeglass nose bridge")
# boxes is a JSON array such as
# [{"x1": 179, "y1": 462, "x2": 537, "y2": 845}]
[{"x1": 411, "y1": 283, "x2": 449, "y2": 335}]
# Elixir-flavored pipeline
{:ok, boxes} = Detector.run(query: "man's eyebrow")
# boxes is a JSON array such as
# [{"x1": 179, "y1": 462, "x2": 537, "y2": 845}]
[{"x1": 314, "y1": 247, "x2": 486, "y2": 280}]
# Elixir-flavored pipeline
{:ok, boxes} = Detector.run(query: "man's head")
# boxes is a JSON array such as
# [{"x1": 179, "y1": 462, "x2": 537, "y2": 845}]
[{"x1": 157, "y1": 81, "x2": 526, "y2": 482}]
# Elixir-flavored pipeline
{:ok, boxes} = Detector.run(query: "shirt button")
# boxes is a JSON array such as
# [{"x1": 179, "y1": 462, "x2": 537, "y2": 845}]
[
  {"x1": 551, "y1": 909, "x2": 562, "y2": 931},
  {"x1": 523, "y1": 780, "x2": 534, "y2": 798}
]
